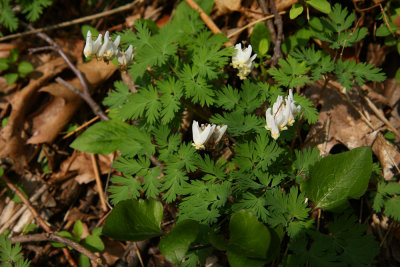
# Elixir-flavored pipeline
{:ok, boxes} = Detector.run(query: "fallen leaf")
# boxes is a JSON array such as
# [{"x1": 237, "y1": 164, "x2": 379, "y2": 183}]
[{"x1": 304, "y1": 80, "x2": 400, "y2": 179}]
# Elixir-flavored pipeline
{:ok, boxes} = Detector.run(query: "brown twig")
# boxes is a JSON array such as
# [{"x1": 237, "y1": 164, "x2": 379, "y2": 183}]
[
  {"x1": 183, "y1": 0, "x2": 232, "y2": 47},
  {"x1": 11, "y1": 233, "x2": 104, "y2": 266},
  {"x1": 268, "y1": 0, "x2": 283, "y2": 66},
  {"x1": 62, "y1": 115, "x2": 101, "y2": 139},
  {"x1": 24, "y1": 23, "x2": 109, "y2": 121},
  {"x1": 0, "y1": 1, "x2": 141, "y2": 42},
  {"x1": 3, "y1": 176, "x2": 79, "y2": 267},
  {"x1": 227, "y1": 11, "x2": 286, "y2": 39},
  {"x1": 90, "y1": 154, "x2": 108, "y2": 212},
  {"x1": 134, "y1": 242, "x2": 145, "y2": 267},
  {"x1": 55, "y1": 77, "x2": 109, "y2": 121},
  {"x1": 379, "y1": 3, "x2": 396, "y2": 38}
]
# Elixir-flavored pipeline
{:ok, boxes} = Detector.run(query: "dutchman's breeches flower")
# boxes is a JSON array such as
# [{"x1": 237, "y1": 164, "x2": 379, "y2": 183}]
[
  {"x1": 192, "y1": 121, "x2": 228, "y2": 150},
  {"x1": 265, "y1": 90, "x2": 302, "y2": 140},
  {"x1": 83, "y1": 30, "x2": 102, "y2": 58},
  {"x1": 231, "y1": 43, "x2": 257, "y2": 80},
  {"x1": 117, "y1": 45, "x2": 134, "y2": 69},
  {"x1": 98, "y1": 31, "x2": 120, "y2": 61}
]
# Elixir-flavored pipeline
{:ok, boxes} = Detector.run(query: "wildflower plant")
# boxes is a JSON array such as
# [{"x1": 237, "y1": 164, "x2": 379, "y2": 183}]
[{"x1": 71, "y1": 2, "x2": 386, "y2": 266}]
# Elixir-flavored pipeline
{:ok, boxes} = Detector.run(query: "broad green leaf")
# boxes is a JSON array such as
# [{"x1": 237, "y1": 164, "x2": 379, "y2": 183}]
[
  {"x1": 51, "y1": 231, "x2": 73, "y2": 248},
  {"x1": 396, "y1": 68, "x2": 400, "y2": 83},
  {"x1": 302, "y1": 146, "x2": 372, "y2": 211},
  {"x1": 81, "y1": 25, "x2": 99, "y2": 39},
  {"x1": 307, "y1": 0, "x2": 331, "y2": 14},
  {"x1": 73, "y1": 220, "x2": 83, "y2": 240},
  {"x1": 70, "y1": 120, "x2": 130, "y2": 154},
  {"x1": 8, "y1": 48, "x2": 18, "y2": 63},
  {"x1": 0, "y1": 58, "x2": 9, "y2": 70},
  {"x1": 79, "y1": 254, "x2": 90, "y2": 267},
  {"x1": 159, "y1": 220, "x2": 200, "y2": 264},
  {"x1": 228, "y1": 210, "x2": 271, "y2": 259},
  {"x1": 290, "y1": 4, "x2": 304, "y2": 19},
  {"x1": 83, "y1": 235, "x2": 104, "y2": 252},
  {"x1": 227, "y1": 251, "x2": 265, "y2": 267},
  {"x1": 397, "y1": 41, "x2": 400, "y2": 55},
  {"x1": 103, "y1": 199, "x2": 163, "y2": 241},
  {"x1": 250, "y1": 22, "x2": 271, "y2": 56},
  {"x1": 4, "y1": 73, "x2": 18, "y2": 85},
  {"x1": 17, "y1": 61, "x2": 33, "y2": 74}
]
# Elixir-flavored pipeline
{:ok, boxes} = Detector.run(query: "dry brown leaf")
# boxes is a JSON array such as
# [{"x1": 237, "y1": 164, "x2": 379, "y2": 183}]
[
  {"x1": 275, "y1": 0, "x2": 297, "y2": 11},
  {"x1": 102, "y1": 238, "x2": 126, "y2": 265},
  {"x1": 214, "y1": 0, "x2": 242, "y2": 15},
  {"x1": 27, "y1": 59, "x2": 117, "y2": 144},
  {"x1": 304, "y1": 80, "x2": 400, "y2": 179},
  {"x1": 53, "y1": 152, "x2": 113, "y2": 184},
  {"x1": 0, "y1": 57, "x2": 67, "y2": 171}
]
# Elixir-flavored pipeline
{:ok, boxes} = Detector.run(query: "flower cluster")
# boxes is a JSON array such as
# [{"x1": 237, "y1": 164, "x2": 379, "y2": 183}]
[
  {"x1": 231, "y1": 43, "x2": 257, "y2": 80},
  {"x1": 83, "y1": 30, "x2": 133, "y2": 69},
  {"x1": 192, "y1": 120, "x2": 228, "y2": 150},
  {"x1": 265, "y1": 89, "x2": 301, "y2": 140}
]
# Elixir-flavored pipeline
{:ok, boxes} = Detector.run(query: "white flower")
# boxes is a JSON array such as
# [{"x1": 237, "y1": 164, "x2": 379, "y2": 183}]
[
  {"x1": 209, "y1": 125, "x2": 228, "y2": 144},
  {"x1": 97, "y1": 31, "x2": 120, "y2": 61},
  {"x1": 83, "y1": 30, "x2": 102, "y2": 58},
  {"x1": 117, "y1": 45, "x2": 134, "y2": 69},
  {"x1": 265, "y1": 108, "x2": 280, "y2": 139},
  {"x1": 287, "y1": 89, "x2": 301, "y2": 117},
  {"x1": 232, "y1": 43, "x2": 257, "y2": 80},
  {"x1": 265, "y1": 90, "x2": 302, "y2": 139},
  {"x1": 192, "y1": 120, "x2": 216, "y2": 150},
  {"x1": 272, "y1": 95, "x2": 288, "y2": 131}
]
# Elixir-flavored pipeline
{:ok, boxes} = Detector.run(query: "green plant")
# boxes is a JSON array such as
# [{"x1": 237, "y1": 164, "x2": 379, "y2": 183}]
[
  {"x1": 0, "y1": 0, "x2": 52, "y2": 34},
  {"x1": 0, "y1": 232, "x2": 30, "y2": 267},
  {"x1": 0, "y1": 48, "x2": 34, "y2": 84},
  {"x1": 52, "y1": 220, "x2": 104, "y2": 267},
  {"x1": 70, "y1": 1, "x2": 385, "y2": 266}
]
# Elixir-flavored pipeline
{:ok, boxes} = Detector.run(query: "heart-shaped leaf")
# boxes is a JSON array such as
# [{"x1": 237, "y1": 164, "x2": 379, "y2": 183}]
[
  {"x1": 103, "y1": 199, "x2": 163, "y2": 241},
  {"x1": 302, "y1": 146, "x2": 372, "y2": 211},
  {"x1": 159, "y1": 220, "x2": 200, "y2": 264}
]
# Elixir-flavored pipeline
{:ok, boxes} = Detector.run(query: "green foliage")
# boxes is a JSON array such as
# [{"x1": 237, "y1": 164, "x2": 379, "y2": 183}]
[
  {"x1": 286, "y1": 213, "x2": 379, "y2": 267},
  {"x1": 103, "y1": 199, "x2": 163, "y2": 241},
  {"x1": 312, "y1": 3, "x2": 368, "y2": 49},
  {"x1": 159, "y1": 220, "x2": 200, "y2": 264},
  {"x1": 302, "y1": 147, "x2": 372, "y2": 211},
  {"x1": 0, "y1": 233, "x2": 30, "y2": 267},
  {"x1": 373, "y1": 182, "x2": 400, "y2": 221},
  {"x1": 250, "y1": 22, "x2": 271, "y2": 56},
  {"x1": 0, "y1": 0, "x2": 53, "y2": 33},
  {"x1": 334, "y1": 59, "x2": 386, "y2": 90},
  {"x1": 70, "y1": 120, "x2": 130, "y2": 155},
  {"x1": 68, "y1": 2, "x2": 389, "y2": 266},
  {"x1": 0, "y1": 48, "x2": 34, "y2": 84}
]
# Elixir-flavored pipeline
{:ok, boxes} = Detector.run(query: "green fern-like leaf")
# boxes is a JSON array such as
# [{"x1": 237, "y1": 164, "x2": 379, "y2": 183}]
[
  {"x1": 293, "y1": 94, "x2": 319, "y2": 124},
  {"x1": 234, "y1": 133, "x2": 283, "y2": 172},
  {"x1": 215, "y1": 85, "x2": 240, "y2": 110},
  {"x1": 180, "y1": 64, "x2": 215, "y2": 106},
  {"x1": 335, "y1": 59, "x2": 386, "y2": 90},
  {"x1": 157, "y1": 77, "x2": 184, "y2": 124},
  {"x1": 108, "y1": 175, "x2": 142, "y2": 204},
  {"x1": 211, "y1": 110, "x2": 264, "y2": 136},
  {"x1": 0, "y1": 0, "x2": 18, "y2": 31},
  {"x1": 143, "y1": 167, "x2": 162, "y2": 199},
  {"x1": 268, "y1": 56, "x2": 313, "y2": 88},
  {"x1": 19, "y1": 0, "x2": 52, "y2": 22},
  {"x1": 103, "y1": 81, "x2": 131, "y2": 109},
  {"x1": 0, "y1": 233, "x2": 30, "y2": 266}
]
